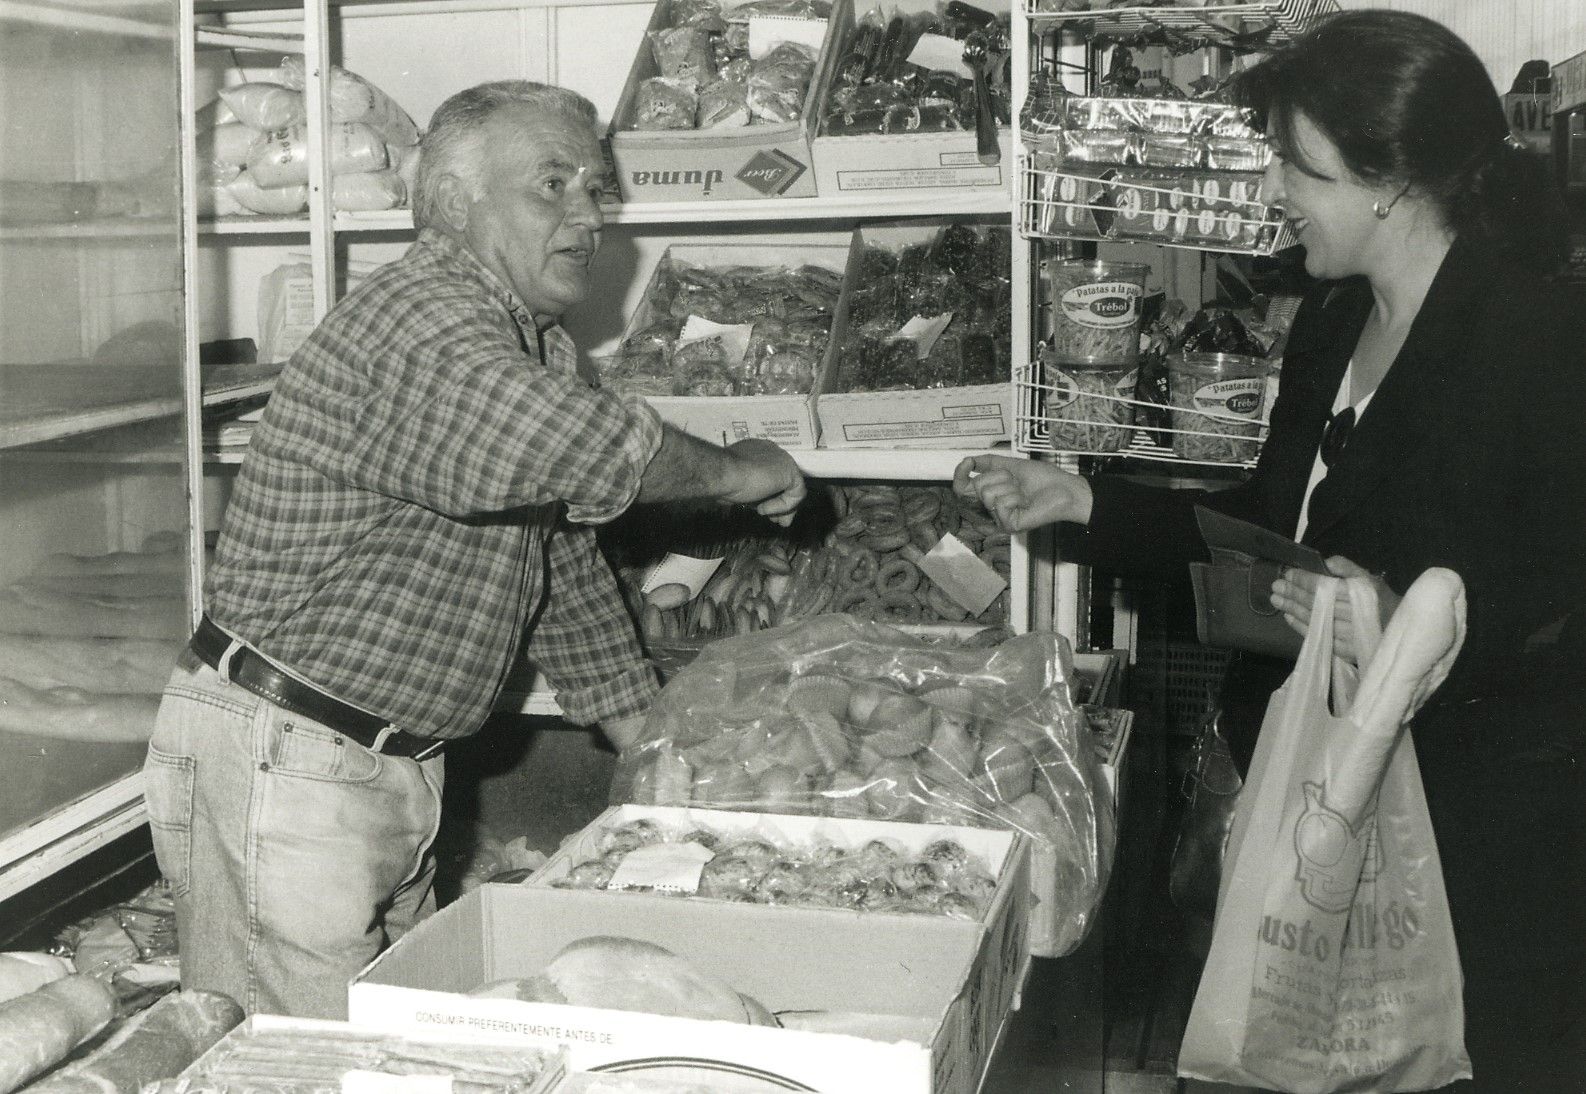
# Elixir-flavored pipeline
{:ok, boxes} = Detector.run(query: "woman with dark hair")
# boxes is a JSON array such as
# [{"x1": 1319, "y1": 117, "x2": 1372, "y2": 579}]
[{"x1": 957, "y1": 9, "x2": 1586, "y2": 1089}]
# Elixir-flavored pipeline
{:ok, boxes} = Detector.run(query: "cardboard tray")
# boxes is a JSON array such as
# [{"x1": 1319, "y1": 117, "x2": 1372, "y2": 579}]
[
  {"x1": 608, "y1": 0, "x2": 833, "y2": 202},
  {"x1": 176, "y1": 1015, "x2": 568, "y2": 1091},
  {"x1": 351, "y1": 852, "x2": 1030, "y2": 1094},
  {"x1": 808, "y1": 0, "x2": 1013, "y2": 198},
  {"x1": 815, "y1": 221, "x2": 1014, "y2": 448},
  {"x1": 614, "y1": 242, "x2": 850, "y2": 447}
]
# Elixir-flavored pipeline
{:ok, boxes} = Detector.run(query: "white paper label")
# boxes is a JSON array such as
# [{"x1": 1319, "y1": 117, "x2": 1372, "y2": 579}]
[
  {"x1": 746, "y1": 15, "x2": 828, "y2": 59},
  {"x1": 640, "y1": 553, "x2": 724, "y2": 600},
  {"x1": 906, "y1": 32, "x2": 972, "y2": 78},
  {"x1": 915, "y1": 533, "x2": 1007, "y2": 616},
  {"x1": 606, "y1": 841, "x2": 715, "y2": 894},
  {"x1": 342, "y1": 1072, "x2": 453, "y2": 1094},
  {"x1": 894, "y1": 313, "x2": 954, "y2": 360},
  {"x1": 678, "y1": 316, "x2": 754, "y2": 366}
]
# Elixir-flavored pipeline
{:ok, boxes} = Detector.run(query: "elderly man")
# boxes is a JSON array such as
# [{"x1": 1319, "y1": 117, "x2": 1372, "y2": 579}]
[{"x1": 141, "y1": 81, "x2": 806, "y2": 1019}]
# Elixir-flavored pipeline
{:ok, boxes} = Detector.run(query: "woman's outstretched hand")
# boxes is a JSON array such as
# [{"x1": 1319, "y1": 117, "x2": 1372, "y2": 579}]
[
  {"x1": 952, "y1": 455, "x2": 1094, "y2": 533},
  {"x1": 1271, "y1": 555, "x2": 1403, "y2": 664}
]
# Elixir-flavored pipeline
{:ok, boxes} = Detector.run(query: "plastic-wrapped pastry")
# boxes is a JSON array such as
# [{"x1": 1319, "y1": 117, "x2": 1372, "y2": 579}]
[
  {"x1": 669, "y1": 0, "x2": 723, "y2": 27},
  {"x1": 598, "y1": 819, "x2": 665, "y2": 855},
  {"x1": 634, "y1": 76, "x2": 699, "y2": 130},
  {"x1": 672, "y1": 339, "x2": 740, "y2": 396},
  {"x1": 747, "y1": 42, "x2": 816, "y2": 123},
  {"x1": 697, "y1": 78, "x2": 750, "y2": 128},
  {"x1": 649, "y1": 25, "x2": 716, "y2": 85}
]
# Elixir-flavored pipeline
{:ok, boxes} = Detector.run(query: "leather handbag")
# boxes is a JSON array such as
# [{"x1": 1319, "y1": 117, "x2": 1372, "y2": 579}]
[
  {"x1": 1188, "y1": 506, "x2": 1330, "y2": 660},
  {"x1": 1168, "y1": 704, "x2": 1243, "y2": 924}
]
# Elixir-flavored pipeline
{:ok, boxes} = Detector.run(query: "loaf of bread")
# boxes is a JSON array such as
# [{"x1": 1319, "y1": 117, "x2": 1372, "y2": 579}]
[
  {"x1": 0, "y1": 586, "x2": 187, "y2": 641},
  {"x1": 0, "y1": 676, "x2": 159, "y2": 742},
  {"x1": 18, "y1": 989, "x2": 244, "y2": 1094},
  {"x1": 0, "y1": 635, "x2": 176, "y2": 695},
  {"x1": 0, "y1": 955, "x2": 73, "y2": 1007},
  {"x1": 471, "y1": 936, "x2": 777, "y2": 1026},
  {"x1": 0, "y1": 976, "x2": 117, "y2": 1094}
]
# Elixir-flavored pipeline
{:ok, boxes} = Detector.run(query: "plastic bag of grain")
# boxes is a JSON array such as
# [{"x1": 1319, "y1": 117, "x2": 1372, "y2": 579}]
[{"x1": 276, "y1": 56, "x2": 420, "y2": 148}]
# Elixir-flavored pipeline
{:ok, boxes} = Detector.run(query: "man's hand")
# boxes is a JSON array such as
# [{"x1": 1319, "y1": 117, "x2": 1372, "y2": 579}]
[
  {"x1": 722, "y1": 438, "x2": 806, "y2": 527},
  {"x1": 952, "y1": 455, "x2": 1094, "y2": 533},
  {"x1": 1271, "y1": 555, "x2": 1402, "y2": 665}
]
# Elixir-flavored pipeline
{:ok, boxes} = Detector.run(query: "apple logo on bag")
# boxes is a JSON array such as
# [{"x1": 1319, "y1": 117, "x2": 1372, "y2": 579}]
[{"x1": 1293, "y1": 782, "x2": 1380, "y2": 914}]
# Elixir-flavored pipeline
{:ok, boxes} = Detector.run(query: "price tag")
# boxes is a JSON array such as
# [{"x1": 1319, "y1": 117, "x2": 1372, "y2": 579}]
[
  {"x1": 746, "y1": 14, "x2": 828, "y2": 59},
  {"x1": 893, "y1": 313, "x2": 954, "y2": 360},
  {"x1": 641, "y1": 553, "x2": 724, "y2": 600},
  {"x1": 607, "y1": 841, "x2": 716, "y2": 894},
  {"x1": 915, "y1": 532, "x2": 1007, "y2": 616},
  {"x1": 678, "y1": 316, "x2": 754, "y2": 367},
  {"x1": 907, "y1": 32, "x2": 972, "y2": 78}
]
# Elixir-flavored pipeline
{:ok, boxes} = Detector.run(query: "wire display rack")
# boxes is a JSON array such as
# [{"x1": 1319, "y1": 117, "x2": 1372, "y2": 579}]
[
  {"x1": 1019, "y1": 157, "x2": 1294, "y2": 256},
  {"x1": 1013, "y1": 359, "x2": 1268, "y2": 468},
  {"x1": 1024, "y1": 1, "x2": 1342, "y2": 50}
]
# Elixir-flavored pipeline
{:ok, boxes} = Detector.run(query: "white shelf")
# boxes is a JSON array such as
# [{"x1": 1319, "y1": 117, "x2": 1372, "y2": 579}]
[
  {"x1": 0, "y1": 0, "x2": 174, "y2": 38},
  {"x1": 0, "y1": 775, "x2": 147, "y2": 904},
  {"x1": 200, "y1": 215, "x2": 311, "y2": 236},
  {"x1": 195, "y1": 23, "x2": 302, "y2": 50},
  {"x1": 332, "y1": 189, "x2": 1012, "y2": 233},
  {"x1": 791, "y1": 447, "x2": 1003, "y2": 481}
]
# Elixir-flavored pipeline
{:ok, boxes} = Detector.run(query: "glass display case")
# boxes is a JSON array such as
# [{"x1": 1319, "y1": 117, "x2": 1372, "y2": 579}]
[{"x1": 0, "y1": 0, "x2": 197, "y2": 899}]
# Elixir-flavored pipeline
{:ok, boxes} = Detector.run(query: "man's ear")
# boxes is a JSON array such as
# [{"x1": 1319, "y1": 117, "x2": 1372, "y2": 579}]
[{"x1": 433, "y1": 173, "x2": 472, "y2": 233}]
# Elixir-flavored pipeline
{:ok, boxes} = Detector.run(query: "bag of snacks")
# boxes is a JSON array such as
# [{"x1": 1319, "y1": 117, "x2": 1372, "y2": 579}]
[{"x1": 613, "y1": 613, "x2": 1116, "y2": 955}]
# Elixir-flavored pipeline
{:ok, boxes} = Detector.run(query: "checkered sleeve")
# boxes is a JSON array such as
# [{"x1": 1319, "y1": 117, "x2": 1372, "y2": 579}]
[
  {"x1": 302, "y1": 285, "x2": 661, "y2": 520},
  {"x1": 523, "y1": 521, "x2": 659, "y2": 726}
]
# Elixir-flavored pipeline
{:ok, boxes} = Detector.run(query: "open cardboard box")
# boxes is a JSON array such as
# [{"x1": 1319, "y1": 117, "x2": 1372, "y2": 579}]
[
  {"x1": 177, "y1": 1015, "x2": 568, "y2": 1091},
  {"x1": 808, "y1": 0, "x2": 1012, "y2": 198},
  {"x1": 816, "y1": 221, "x2": 1014, "y2": 448},
  {"x1": 351, "y1": 859, "x2": 1028, "y2": 1094},
  {"x1": 610, "y1": 242, "x2": 849, "y2": 447},
  {"x1": 607, "y1": 0, "x2": 832, "y2": 202}
]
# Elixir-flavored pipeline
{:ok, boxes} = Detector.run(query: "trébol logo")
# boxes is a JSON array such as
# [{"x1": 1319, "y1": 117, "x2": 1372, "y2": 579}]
[
  {"x1": 1225, "y1": 392, "x2": 1260, "y2": 414},
  {"x1": 627, "y1": 150, "x2": 806, "y2": 196},
  {"x1": 1089, "y1": 296, "x2": 1130, "y2": 318},
  {"x1": 736, "y1": 149, "x2": 808, "y2": 195}
]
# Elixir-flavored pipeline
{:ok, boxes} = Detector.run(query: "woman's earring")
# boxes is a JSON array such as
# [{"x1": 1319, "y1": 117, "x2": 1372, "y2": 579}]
[{"x1": 1372, "y1": 200, "x2": 1391, "y2": 220}]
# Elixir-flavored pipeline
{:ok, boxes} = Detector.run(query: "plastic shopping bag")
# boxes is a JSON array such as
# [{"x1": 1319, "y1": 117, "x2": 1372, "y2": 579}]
[{"x1": 1178, "y1": 568, "x2": 1473, "y2": 1093}]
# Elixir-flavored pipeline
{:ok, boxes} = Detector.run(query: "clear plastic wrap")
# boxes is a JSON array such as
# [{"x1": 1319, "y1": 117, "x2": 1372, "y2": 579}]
[
  {"x1": 612, "y1": 614, "x2": 1115, "y2": 955},
  {"x1": 276, "y1": 56, "x2": 421, "y2": 148},
  {"x1": 650, "y1": 24, "x2": 718, "y2": 85},
  {"x1": 746, "y1": 42, "x2": 817, "y2": 123},
  {"x1": 216, "y1": 83, "x2": 304, "y2": 132},
  {"x1": 244, "y1": 121, "x2": 389, "y2": 190},
  {"x1": 545, "y1": 811, "x2": 1009, "y2": 920},
  {"x1": 634, "y1": 76, "x2": 701, "y2": 130}
]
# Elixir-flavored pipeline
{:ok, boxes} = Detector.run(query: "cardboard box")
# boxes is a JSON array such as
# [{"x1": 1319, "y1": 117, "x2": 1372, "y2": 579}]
[
  {"x1": 615, "y1": 242, "x2": 848, "y2": 447},
  {"x1": 816, "y1": 222, "x2": 1014, "y2": 448},
  {"x1": 351, "y1": 860, "x2": 1029, "y2": 1094},
  {"x1": 1554, "y1": 48, "x2": 1586, "y2": 116},
  {"x1": 178, "y1": 1015, "x2": 567, "y2": 1091},
  {"x1": 808, "y1": 0, "x2": 1012, "y2": 198},
  {"x1": 608, "y1": 0, "x2": 831, "y2": 202}
]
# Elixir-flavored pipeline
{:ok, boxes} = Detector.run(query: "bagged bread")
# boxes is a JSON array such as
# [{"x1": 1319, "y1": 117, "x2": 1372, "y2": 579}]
[
  {"x1": 225, "y1": 172, "x2": 308, "y2": 215},
  {"x1": 471, "y1": 936, "x2": 777, "y2": 1026},
  {"x1": 217, "y1": 82, "x2": 304, "y2": 131},
  {"x1": 246, "y1": 121, "x2": 388, "y2": 189},
  {"x1": 276, "y1": 56, "x2": 420, "y2": 148},
  {"x1": 332, "y1": 168, "x2": 406, "y2": 211}
]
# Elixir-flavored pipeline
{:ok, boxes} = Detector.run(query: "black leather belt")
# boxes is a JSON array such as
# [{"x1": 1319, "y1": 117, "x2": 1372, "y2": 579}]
[{"x1": 189, "y1": 616, "x2": 444, "y2": 761}]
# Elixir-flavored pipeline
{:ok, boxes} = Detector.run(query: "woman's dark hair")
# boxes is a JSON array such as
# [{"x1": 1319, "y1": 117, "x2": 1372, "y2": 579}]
[{"x1": 1233, "y1": 9, "x2": 1566, "y2": 273}]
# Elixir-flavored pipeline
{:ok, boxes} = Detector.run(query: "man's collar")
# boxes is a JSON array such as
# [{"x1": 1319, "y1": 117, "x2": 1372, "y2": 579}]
[{"x1": 416, "y1": 227, "x2": 562, "y2": 333}]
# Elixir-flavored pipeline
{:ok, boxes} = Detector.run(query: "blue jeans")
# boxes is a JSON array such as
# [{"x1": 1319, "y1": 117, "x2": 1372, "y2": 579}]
[{"x1": 142, "y1": 650, "x2": 444, "y2": 1019}]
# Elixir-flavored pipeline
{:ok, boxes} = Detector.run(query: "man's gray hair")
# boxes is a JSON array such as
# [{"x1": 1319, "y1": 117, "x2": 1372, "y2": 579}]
[{"x1": 412, "y1": 81, "x2": 601, "y2": 230}]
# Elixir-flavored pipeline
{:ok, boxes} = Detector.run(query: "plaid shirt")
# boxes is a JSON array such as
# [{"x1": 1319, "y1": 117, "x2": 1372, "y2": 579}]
[{"x1": 207, "y1": 229, "x2": 664, "y2": 739}]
